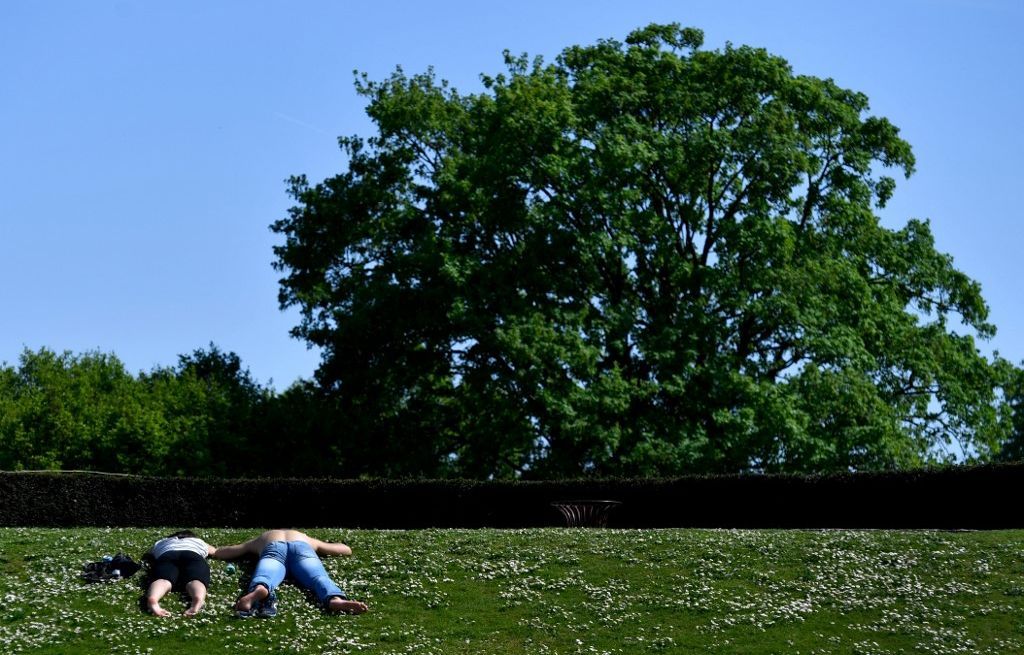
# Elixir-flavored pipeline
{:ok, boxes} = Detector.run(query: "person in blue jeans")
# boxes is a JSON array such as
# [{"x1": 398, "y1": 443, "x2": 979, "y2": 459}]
[{"x1": 213, "y1": 529, "x2": 368, "y2": 616}]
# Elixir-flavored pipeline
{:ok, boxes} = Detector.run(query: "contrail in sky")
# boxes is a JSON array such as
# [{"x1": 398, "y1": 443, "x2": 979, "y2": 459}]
[{"x1": 272, "y1": 111, "x2": 332, "y2": 136}]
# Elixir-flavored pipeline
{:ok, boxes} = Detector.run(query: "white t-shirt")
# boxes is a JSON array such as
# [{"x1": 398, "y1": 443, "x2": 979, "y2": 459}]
[{"x1": 150, "y1": 536, "x2": 210, "y2": 560}]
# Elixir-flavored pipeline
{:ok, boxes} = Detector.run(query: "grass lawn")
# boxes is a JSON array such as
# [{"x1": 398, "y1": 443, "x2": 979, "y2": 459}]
[{"x1": 1, "y1": 528, "x2": 1023, "y2": 654}]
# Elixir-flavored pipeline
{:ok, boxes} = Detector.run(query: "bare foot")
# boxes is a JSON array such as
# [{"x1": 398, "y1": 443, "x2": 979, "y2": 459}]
[
  {"x1": 328, "y1": 597, "x2": 368, "y2": 615},
  {"x1": 235, "y1": 585, "x2": 269, "y2": 613},
  {"x1": 147, "y1": 597, "x2": 171, "y2": 617},
  {"x1": 184, "y1": 600, "x2": 205, "y2": 616}
]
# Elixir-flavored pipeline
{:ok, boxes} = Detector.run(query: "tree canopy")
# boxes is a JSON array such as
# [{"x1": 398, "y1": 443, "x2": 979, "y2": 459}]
[
  {"x1": 0, "y1": 346, "x2": 348, "y2": 478},
  {"x1": 272, "y1": 24, "x2": 1014, "y2": 477}
]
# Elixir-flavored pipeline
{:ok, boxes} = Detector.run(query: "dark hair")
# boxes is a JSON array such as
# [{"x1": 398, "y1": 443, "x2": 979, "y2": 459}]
[{"x1": 165, "y1": 530, "x2": 198, "y2": 540}]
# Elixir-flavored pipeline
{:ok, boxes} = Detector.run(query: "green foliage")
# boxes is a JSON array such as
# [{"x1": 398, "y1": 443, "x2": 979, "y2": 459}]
[
  {"x1": 996, "y1": 365, "x2": 1024, "y2": 462},
  {"x1": 272, "y1": 23, "x2": 1016, "y2": 476},
  {"x1": 0, "y1": 346, "x2": 318, "y2": 477},
  {"x1": 0, "y1": 349, "x2": 150, "y2": 472}
]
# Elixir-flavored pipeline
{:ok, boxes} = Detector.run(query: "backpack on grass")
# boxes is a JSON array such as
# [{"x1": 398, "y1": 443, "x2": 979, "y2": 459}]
[{"x1": 81, "y1": 553, "x2": 141, "y2": 582}]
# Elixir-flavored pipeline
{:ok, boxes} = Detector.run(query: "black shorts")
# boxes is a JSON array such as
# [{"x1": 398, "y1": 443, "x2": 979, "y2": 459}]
[{"x1": 151, "y1": 551, "x2": 211, "y2": 589}]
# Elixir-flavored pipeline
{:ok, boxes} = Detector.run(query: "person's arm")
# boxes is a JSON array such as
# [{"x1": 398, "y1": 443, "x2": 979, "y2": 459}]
[
  {"x1": 206, "y1": 543, "x2": 217, "y2": 558},
  {"x1": 210, "y1": 538, "x2": 258, "y2": 560},
  {"x1": 313, "y1": 539, "x2": 353, "y2": 557}
]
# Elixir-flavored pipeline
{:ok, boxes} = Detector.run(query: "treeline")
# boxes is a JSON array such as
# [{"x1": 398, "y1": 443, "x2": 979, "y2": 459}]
[
  {"x1": 0, "y1": 346, "x2": 354, "y2": 478},
  {"x1": 2, "y1": 345, "x2": 1023, "y2": 478}
]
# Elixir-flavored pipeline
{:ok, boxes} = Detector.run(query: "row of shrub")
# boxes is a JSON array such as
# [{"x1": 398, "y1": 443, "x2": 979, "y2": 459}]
[{"x1": 2, "y1": 463, "x2": 1022, "y2": 529}]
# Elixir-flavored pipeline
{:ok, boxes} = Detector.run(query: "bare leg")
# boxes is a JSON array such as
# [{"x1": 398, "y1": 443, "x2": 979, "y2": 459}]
[
  {"x1": 235, "y1": 584, "x2": 269, "y2": 613},
  {"x1": 184, "y1": 580, "x2": 207, "y2": 616},
  {"x1": 146, "y1": 579, "x2": 173, "y2": 617},
  {"x1": 328, "y1": 597, "x2": 368, "y2": 615}
]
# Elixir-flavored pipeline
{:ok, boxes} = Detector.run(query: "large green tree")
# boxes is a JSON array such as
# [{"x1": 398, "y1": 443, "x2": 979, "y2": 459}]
[{"x1": 272, "y1": 24, "x2": 1013, "y2": 477}]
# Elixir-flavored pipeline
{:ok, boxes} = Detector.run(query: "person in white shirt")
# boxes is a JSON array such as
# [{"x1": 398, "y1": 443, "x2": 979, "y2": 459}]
[{"x1": 143, "y1": 530, "x2": 216, "y2": 617}]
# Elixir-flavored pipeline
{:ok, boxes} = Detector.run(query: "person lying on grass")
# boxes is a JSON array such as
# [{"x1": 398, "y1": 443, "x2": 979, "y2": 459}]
[
  {"x1": 143, "y1": 530, "x2": 216, "y2": 617},
  {"x1": 212, "y1": 529, "x2": 368, "y2": 617}
]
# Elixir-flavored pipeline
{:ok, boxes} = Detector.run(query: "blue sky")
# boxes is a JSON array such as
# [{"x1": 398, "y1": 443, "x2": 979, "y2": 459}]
[{"x1": 2, "y1": 0, "x2": 1021, "y2": 389}]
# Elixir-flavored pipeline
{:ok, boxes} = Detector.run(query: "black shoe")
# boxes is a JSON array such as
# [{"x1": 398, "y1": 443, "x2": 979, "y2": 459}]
[
  {"x1": 235, "y1": 602, "x2": 257, "y2": 618},
  {"x1": 257, "y1": 591, "x2": 278, "y2": 618}
]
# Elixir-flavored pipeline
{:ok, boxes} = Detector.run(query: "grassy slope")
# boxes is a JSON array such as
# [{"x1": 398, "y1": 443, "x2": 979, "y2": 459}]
[{"x1": 1, "y1": 528, "x2": 1023, "y2": 654}]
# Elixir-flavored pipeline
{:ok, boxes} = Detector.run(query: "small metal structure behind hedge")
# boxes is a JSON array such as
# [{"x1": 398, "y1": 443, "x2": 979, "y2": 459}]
[{"x1": 551, "y1": 500, "x2": 622, "y2": 527}]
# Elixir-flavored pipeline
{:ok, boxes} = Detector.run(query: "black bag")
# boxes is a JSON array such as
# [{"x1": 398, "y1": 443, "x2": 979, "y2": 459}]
[{"x1": 81, "y1": 553, "x2": 142, "y2": 582}]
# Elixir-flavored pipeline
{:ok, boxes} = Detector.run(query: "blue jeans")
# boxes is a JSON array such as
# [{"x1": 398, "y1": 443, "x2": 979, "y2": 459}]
[{"x1": 249, "y1": 541, "x2": 346, "y2": 603}]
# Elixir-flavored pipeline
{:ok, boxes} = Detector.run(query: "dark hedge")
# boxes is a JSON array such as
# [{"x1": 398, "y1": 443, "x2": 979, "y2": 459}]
[{"x1": 1, "y1": 464, "x2": 1021, "y2": 528}]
